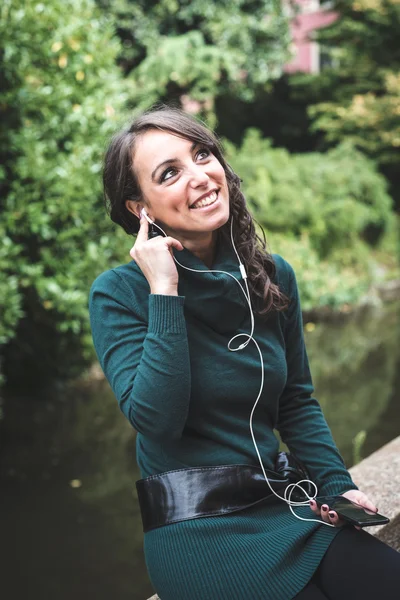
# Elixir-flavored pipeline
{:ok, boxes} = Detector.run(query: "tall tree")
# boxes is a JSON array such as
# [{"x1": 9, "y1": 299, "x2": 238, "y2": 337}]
[
  {"x1": 97, "y1": 0, "x2": 291, "y2": 121},
  {"x1": 308, "y1": 0, "x2": 400, "y2": 168}
]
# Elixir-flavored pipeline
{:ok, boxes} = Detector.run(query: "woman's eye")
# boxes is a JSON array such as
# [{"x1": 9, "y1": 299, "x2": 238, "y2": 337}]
[
  {"x1": 159, "y1": 149, "x2": 210, "y2": 182},
  {"x1": 196, "y1": 148, "x2": 211, "y2": 161},
  {"x1": 160, "y1": 167, "x2": 177, "y2": 183}
]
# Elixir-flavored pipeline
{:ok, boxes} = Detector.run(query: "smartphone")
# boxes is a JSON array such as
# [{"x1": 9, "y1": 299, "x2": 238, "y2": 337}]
[{"x1": 315, "y1": 495, "x2": 390, "y2": 528}]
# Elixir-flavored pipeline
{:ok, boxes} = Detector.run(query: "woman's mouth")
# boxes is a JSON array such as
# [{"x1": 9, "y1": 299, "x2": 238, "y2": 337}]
[{"x1": 190, "y1": 190, "x2": 219, "y2": 210}]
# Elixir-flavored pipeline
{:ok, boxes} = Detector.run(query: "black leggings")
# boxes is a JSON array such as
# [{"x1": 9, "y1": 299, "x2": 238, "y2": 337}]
[{"x1": 294, "y1": 527, "x2": 400, "y2": 599}]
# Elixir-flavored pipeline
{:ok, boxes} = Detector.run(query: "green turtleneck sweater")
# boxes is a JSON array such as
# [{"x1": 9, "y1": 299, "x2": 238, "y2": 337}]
[{"x1": 89, "y1": 241, "x2": 357, "y2": 600}]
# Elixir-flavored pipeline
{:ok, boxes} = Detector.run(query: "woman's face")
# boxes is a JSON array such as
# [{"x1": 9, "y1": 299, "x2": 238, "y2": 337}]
[{"x1": 126, "y1": 129, "x2": 230, "y2": 245}]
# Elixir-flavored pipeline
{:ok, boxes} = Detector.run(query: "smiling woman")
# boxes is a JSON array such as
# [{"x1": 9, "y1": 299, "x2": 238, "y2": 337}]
[
  {"x1": 102, "y1": 106, "x2": 285, "y2": 312},
  {"x1": 90, "y1": 105, "x2": 400, "y2": 600}
]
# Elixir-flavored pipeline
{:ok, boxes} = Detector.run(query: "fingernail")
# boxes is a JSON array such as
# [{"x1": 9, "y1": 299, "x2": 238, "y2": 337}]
[
  {"x1": 322, "y1": 506, "x2": 328, "y2": 512},
  {"x1": 329, "y1": 511, "x2": 335, "y2": 518}
]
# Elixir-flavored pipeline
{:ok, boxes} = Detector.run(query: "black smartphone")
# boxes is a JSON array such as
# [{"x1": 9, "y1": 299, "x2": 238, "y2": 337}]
[{"x1": 315, "y1": 495, "x2": 390, "y2": 528}]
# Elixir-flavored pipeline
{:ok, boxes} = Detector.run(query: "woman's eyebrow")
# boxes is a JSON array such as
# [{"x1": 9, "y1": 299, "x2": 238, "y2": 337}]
[{"x1": 151, "y1": 142, "x2": 198, "y2": 181}]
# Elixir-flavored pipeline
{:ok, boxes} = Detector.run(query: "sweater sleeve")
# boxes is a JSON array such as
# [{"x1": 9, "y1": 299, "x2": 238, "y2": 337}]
[
  {"x1": 89, "y1": 268, "x2": 191, "y2": 441},
  {"x1": 276, "y1": 261, "x2": 358, "y2": 497}
]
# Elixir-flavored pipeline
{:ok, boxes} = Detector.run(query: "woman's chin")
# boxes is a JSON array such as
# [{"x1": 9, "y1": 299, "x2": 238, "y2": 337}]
[
  {"x1": 214, "y1": 213, "x2": 230, "y2": 231},
  {"x1": 198, "y1": 204, "x2": 230, "y2": 232}
]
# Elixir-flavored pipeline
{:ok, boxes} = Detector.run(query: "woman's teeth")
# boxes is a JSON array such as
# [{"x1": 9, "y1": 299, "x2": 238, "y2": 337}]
[{"x1": 191, "y1": 190, "x2": 218, "y2": 209}]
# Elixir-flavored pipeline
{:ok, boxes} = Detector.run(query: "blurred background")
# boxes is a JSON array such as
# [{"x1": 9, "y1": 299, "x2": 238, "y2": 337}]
[{"x1": 0, "y1": 1, "x2": 399, "y2": 598}]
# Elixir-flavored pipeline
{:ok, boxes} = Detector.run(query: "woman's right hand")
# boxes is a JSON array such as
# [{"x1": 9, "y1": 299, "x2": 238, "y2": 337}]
[{"x1": 130, "y1": 213, "x2": 184, "y2": 296}]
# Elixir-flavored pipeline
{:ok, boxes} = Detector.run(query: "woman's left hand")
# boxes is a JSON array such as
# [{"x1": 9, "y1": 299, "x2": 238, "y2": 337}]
[{"x1": 309, "y1": 489, "x2": 378, "y2": 528}]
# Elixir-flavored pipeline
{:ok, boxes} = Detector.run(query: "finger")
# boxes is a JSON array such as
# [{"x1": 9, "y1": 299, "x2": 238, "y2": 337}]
[
  {"x1": 361, "y1": 499, "x2": 378, "y2": 513},
  {"x1": 309, "y1": 500, "x2": 321, "y2": 515},
  {"x1": 165, "y1": 236, "x2": 184, "y2": 251},
  {"x1": 351, "y1": 496, "x2": 378, "y2": 514},
  {"x1": 320, "y1": 504, "x2": 331, "y2": 522},
  {"x1": 135, "y1": 212, "x2": 149, "y2": 243},
  {"x1": 328, "y1": 511, "x2": 344, "y2": 527}
]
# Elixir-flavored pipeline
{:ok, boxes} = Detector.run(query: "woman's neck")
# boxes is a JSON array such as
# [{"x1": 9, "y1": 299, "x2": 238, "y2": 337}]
[
  {"x1": 185, "y1": 232, "x2": 217, "y2": 268},
  {"x1": 176, "y1": 230, "x2": 218, "y2": 268}
]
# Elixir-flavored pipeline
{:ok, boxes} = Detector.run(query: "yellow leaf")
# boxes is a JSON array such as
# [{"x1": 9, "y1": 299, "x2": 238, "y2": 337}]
[
  {"x1": 304, "y1": 322, "x2": 316, "y2": 332},
  {"x1": 58, "y1": 54, "x2": 68, "y2": 68},
  {"x1": 75, "y1": 71, "x2": 85, "y2": 81},
  {"x1": 51, "y1": 41, "x2": 63, "y2": 53},
  {"x1": 69, "y1": 39, "x2": 81, "y2": 51}
]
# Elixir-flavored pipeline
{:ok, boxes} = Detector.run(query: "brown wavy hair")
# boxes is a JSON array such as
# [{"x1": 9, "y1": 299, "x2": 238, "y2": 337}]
[{"x1": 103, "y1": 105, "x2": 287, "y2": 316}]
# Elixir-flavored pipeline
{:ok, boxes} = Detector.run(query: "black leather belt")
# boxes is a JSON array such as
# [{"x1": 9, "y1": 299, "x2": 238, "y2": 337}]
[{"x1": 136, "y1": 452, "x2": 312, "y2": 533}]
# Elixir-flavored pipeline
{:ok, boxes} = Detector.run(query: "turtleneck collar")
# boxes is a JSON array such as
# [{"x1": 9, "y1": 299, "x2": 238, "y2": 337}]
[{"x1": 174, "y1": 234, "x2": 250, "y2": 334}]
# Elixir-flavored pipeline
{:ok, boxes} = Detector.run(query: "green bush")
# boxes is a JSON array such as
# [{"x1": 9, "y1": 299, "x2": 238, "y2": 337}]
[
  {"x1": 265, "y1": 233, "x2": 370, "y2": 311},
  {"x1": 225, "y1": 130, "x2": 397, "y2": 309},
  {"x1": 226, "y1": 130, "x2": 393, "y2": 257},
  {"x1": 0, "y1": 0, "x2": 130, "y2": 381}
]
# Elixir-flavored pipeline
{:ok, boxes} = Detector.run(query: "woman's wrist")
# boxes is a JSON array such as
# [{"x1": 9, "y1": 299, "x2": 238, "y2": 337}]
[{"x1": 150, "y1": 284, "x2": 178, "y2": 296}]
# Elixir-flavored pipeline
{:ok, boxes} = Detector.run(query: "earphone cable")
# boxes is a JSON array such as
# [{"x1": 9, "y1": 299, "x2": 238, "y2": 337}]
[{"x1": 147, "y1": 218, "x2": 334, "y2": 527}]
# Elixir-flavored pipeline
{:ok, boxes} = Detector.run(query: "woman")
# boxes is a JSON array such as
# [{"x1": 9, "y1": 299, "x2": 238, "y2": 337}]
[{"x1": 89, "y1": 106, "x2": 399, "y2": 600}]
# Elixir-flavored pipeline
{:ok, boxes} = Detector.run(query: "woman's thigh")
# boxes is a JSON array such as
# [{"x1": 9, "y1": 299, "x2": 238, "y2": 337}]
[{"x1": 315, "y1": 526, "x2": 400, "y2": 599}]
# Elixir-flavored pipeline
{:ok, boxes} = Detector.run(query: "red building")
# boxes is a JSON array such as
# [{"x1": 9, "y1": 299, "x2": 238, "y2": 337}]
[{"x1": 284, "y1": 0, "x2": 338, "y2": 74}]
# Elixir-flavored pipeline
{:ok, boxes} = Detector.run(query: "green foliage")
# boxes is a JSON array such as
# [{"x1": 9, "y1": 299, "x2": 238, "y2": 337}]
[
  {"x1": 266, "y1": 234, "x2": 371, "y2": 311},
  {"x1": 0, "y1": 230, "x2": 23, "y2": 346},
  {"x1": 225, "y1": 129, "x2": 397, "y2": 309},
  {"x1": 97, "y1": 0, "x2": 291, "y2": 117},
  {"x1": 226, "y1": 129, "x2": 393, "y2": 256},
  {"x1": 247, "y1": 1, "x2": 400, "y2": 210},
  {"x1": 310, "y1": 72, "x2": 400, "y2": 164},
  {"x1": 0, "y1": 0, "x2": 130, "y2": 380},
  {"x1": 307, "y1": 0, "x2": 400, "y2": 166}
]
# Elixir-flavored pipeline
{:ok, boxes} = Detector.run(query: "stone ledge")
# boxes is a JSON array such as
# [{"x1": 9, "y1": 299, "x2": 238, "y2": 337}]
[
  {"x1": 348, "y1": 435, "x2": 400, "y2": 549},
  {"x1": 147, "y1": 436, "x2": 400, "y2": 599}
]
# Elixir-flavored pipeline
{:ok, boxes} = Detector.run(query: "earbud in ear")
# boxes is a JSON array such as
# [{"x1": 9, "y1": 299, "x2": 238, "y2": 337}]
[{"x1": 141, "y1": 207, "x2": 154, "y2": 225}]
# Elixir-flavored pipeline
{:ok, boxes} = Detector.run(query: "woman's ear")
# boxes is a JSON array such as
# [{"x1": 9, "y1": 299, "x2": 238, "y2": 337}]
[{"x1": 125, "y1": 200, "x2": 142, "y2": 220}]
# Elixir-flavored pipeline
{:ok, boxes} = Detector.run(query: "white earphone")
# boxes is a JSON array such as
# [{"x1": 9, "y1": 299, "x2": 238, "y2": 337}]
[
  {"x1": 138, "y1": 207, "x2": 333, "y2": 527},
  {"x1": 141, "y1": 207, "x2": 154, "y2": 225}
]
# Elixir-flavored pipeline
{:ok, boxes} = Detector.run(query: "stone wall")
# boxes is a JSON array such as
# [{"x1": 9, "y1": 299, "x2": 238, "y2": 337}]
[{"x1": 348, "y1": 435, "x2": 400, "y2": 550}]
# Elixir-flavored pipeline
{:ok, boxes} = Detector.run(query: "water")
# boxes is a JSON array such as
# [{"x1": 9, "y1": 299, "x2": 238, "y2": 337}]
[{"x1": 1, "y1": 301, "x2": 399, "y2": 600}]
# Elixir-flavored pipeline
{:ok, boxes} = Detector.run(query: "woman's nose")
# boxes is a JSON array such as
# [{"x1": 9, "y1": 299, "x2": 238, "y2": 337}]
[{"x1": 187, "y1": 166, "x2": 209, "y2": 188}]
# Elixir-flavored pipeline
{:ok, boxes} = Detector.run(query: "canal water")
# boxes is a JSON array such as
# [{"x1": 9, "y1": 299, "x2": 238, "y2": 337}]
[{"x1": 1, "y1": 301, "x2": 399, "y2": 600}]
